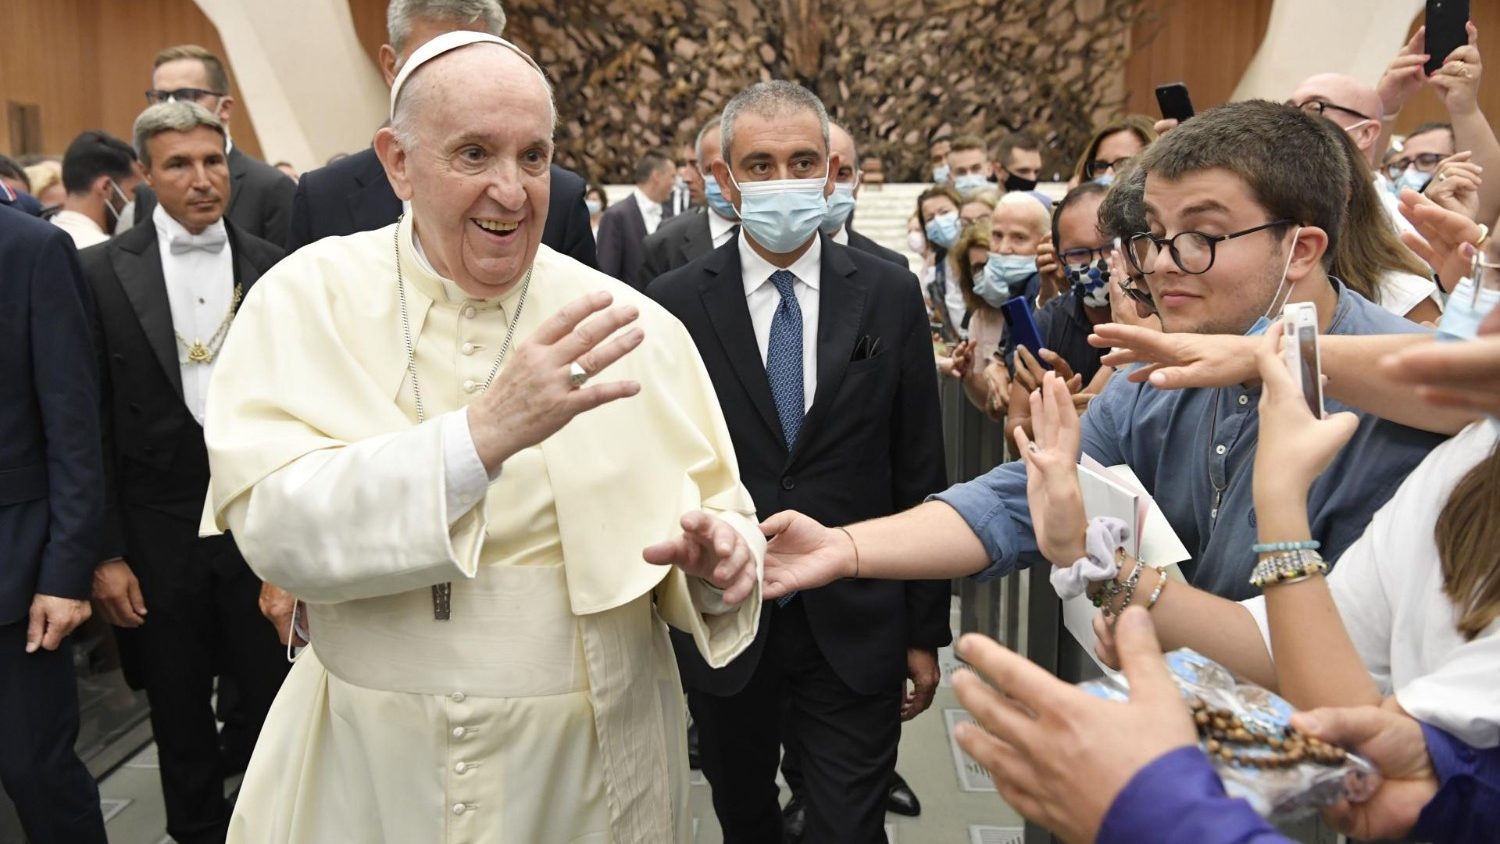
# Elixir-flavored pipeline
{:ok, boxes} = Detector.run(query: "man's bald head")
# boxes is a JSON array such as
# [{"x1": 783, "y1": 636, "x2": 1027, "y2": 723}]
[
  {"x1": 1288, "y1": 73, "x2": 1383, "y2": 166},
  {"x1": 828, "y1": 122, "x2": 861, "y2": 187}
]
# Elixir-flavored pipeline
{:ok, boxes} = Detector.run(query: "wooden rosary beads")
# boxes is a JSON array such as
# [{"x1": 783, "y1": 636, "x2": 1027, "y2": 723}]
[{"x1": 1190, "y1": 698, "x2": 1348, "y2": 770}]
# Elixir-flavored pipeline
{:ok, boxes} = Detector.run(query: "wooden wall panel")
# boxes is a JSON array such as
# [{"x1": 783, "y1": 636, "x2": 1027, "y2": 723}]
[
  {"x1": 1124, "y1": 0, "x2": 1274, "y2": 118},
  {"x1": 1393, "y1": 2, "x2": 1500, "y2": 134},
  {"x1": 0, "y1": 0, "x2": 262, "y2": 159}
]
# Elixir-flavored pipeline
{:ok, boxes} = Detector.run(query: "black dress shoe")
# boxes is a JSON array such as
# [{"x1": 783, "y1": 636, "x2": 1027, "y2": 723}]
[
  {"x1": 782, "y1": 795, "x2": 807, "y2": 842},
  {"x1": 885, "y1": 771, "x2": 921, "y2": 816},
  {"x1": 687, "y1": 721, "x2": 701, "y2": 770}
]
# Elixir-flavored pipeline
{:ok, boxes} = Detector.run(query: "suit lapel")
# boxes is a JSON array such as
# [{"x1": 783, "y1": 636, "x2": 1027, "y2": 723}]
[
  {"x1": 790, "y1": 237, "x2": 867, "y2": 464},
  {"x1": 110, "y1": 225, "x2": 184, "y2": 399},
  {"x1": 683, "y1": 211, "x2": 714, "y2": 262},
  {"x1": 349, "y1": 149, "x2": 402, "y2": 232},
  {"x1": 226, "y1": 146, "x2": 248, "y2": 219},
  {"x1": 698, "y1": 237, "x2": 783, "y2": 443}
]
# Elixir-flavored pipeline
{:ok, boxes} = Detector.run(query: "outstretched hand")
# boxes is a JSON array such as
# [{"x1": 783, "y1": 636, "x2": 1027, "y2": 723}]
[
  {"x1": 759, "y1": 510, "x2": 856, "y2": 600},
  {"x1": 1014, "y1": 372, "x2": 1087, "y2": 566},
  {"x1": 643, "y1": 511, "x2": 758, "y2": 605},
  {"x1": 1089, "y1": 324, "x2": 1259, "y2": 389}
]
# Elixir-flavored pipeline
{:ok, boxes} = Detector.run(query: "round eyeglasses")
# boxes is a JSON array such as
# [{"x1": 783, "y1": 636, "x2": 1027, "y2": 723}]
[{"x1": 1126, "y1": 220, "x2": 1294, "y2": 276}]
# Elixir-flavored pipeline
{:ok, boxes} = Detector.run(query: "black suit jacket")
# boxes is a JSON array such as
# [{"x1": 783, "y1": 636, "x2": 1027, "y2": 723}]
[
  {"x1": 0, "y1": 205, "x2": 104, "y2": 624},
  {"x1": 648, "y1": 234, "x2": 952, "y2": 697},
  {"x1": 846, "y1": 228, "x2": 907, "y2": 268},
  {"x1": 594, "y1": 195, "x2": 651, "y2": 286},
  {"x1": 134, "y1": 146, "x2": 296, "y2": 249},
  {"x1": 283, "y1": 146, "x2": 598, "y2": 269},
  {"x1": 78, "y1": 220, "x2": 282, "y2": 563},
  {"x1": 637, "y1": 207, "x2": 715, "y2": 289}
]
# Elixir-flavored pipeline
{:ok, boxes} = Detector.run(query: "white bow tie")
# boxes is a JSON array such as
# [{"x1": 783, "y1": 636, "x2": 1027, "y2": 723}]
[{"x1": 170, "y1": 229, "x2": 227, "y2": 255}]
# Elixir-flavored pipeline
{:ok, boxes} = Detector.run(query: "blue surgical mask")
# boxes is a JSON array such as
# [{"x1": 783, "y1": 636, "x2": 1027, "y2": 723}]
[
  {"x1": 729, "y1": 169, "x2": 828, "y2": 254},
  {"x1": 821, "y1": 182, "x2": 857, "y2": 234},
  {"x1": 1437, "y1": 275, "x2": 1500, "y2": 341},
  {"x1": 1092, "y1": 173, "x2": 1115, "y2": 188},
  {"x1": 933, "y1": 164, "x2": 951, "y2": 185},
  {"x1": 1245, "y1": 226, "x2": 1303, "y2": 336},
  {"x1": 925, "y1": 212, "x2": 960, "y2": 250},
  {"x1": 1066, "y1": 258, "x2": 1113, "y2": 307},
  {"x1": 703, "y1": 174, "x2": 739, "y2": 221},
  {"x1": 977, "y1": 253, "x2": 1037, "y2": 305},
  {"x1": 953, "y1": 173, "x2": 990, "y2": 194},
  {"x1": 585, "y1": 199, "x2": 602, "y2": 216},
  {"x1": 1393, "y1": 166, "x2": 1432, "y2": 195}
]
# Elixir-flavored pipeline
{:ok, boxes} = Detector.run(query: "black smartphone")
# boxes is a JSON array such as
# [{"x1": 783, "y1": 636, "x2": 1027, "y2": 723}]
[
  {"x1": 1154, "y1": 82, "x2": 1195, "y2": 123},
  {"x1": 1000, "y1": 295, "x2": 1051, "y2": 370},
  {"x1": 1424, "y1": 0, "x2": 1470, "y2": 76}
]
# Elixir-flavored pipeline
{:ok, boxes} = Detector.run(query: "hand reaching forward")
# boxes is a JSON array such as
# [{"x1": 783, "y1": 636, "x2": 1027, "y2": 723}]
[
  {"x1": 758, "y1": 510, "x2": 858, "y2": 600},
  {"x1": 1252, "y1": 320, "x2": 1359, "y2": 501},
  {"x1": 468, "y1": 290, "x2": 644, "y2": 473},
  {"x1": 1014, "y1": 371, "x2": 1088, "y2": 566},
  {"x1": 643, "y1": 511, "x2": 758, "y2": 605},
  {"x1": 1089, "y1": 323, "x2": 1259, "y2": 390}
]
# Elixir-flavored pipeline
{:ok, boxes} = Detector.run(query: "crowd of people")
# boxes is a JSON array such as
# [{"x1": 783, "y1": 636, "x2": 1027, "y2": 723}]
[{"x1": 1, "y1": 1, "x2": 1498, "y2": 843}]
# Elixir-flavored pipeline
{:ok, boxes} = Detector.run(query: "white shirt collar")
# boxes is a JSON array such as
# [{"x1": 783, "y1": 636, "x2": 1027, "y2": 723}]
[
  {"x1": 633, "y1": 189, "x2": 662, "y2": 220},
  {"x1": 53, "y1": 208, "x2": 106, "y2": 237},
  {"x1": 738, "y1": 231, "x2": 822, "y2": 298},
  {"x1": 151, "y1": 202, "x2": 227, "y2": 248},
  {"x1": 708, "y1": 207, "x2": 739, "y2": 245}
]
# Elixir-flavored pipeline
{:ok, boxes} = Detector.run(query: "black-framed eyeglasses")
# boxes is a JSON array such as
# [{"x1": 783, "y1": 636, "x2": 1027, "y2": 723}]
[
  {"x1": 1384, "y1": 153, "x2": 1445, "y2": 179},
  {"x1": 1290, "y1": 99, "x2": 1372, "y2": 123},
  {"x1": 1118, "y1": 274, "x2": 1155, "y2": 307},
  {"x1": 145, "y1": 87, "x2": 225, "y2": 105},
  {"x1": 1059, "y1": 244, "x2": 1112, "y2": 268},
  {"x1": 1126, "y1": 219, "x2": 1294, "y2": 275},
  {"x1": 1084, "y1": 156, "x2": 1132, "y2": 180}
]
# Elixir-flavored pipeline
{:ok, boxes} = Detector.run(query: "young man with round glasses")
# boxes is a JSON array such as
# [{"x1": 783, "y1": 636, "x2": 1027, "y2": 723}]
[{"x1": 756, "y1": 99, "x2": 1446, "y2": 611}]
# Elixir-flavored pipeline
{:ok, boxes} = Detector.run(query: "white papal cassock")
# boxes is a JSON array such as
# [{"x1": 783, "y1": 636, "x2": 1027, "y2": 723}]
[{"x1": 201, "y1": 214, "x2": 763, "y2": 843}]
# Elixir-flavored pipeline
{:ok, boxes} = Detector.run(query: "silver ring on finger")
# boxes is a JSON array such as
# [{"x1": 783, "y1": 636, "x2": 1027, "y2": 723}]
[{"x1": 569, "y1": 360, "x2": 590, "y2": 388}]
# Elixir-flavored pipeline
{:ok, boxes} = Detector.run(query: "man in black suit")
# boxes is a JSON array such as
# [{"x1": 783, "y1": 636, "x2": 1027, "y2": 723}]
[
  {"x1": 132, "y1": 45, "x2": 296, "y2": 247},
  {"x1": 648, "y1": 81, "x2": 950, "y2": 844},
  {"x1": 823, "y1": 122, "x2": 908, "y2": 268},
  {"x1": 597, "y1": 148, "x2": 677, "y2": 285},
  {"x1": 0, "y1": 201, "x2": 109, "y2": 844},
  {"x1": 82, "y1": 102, "x2": 290, "y2": 844},
  {"x1": 283, "y1": 2, "x2": 597, "y2": 267},
  {"x1": 637, "y1": 116, "x2": 742, "y2": 288}
]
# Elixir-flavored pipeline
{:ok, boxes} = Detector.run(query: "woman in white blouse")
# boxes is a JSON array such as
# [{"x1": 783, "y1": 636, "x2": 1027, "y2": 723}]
[{"x1": 1021, "y1": 322, "x2": 1500, "y2": 749}]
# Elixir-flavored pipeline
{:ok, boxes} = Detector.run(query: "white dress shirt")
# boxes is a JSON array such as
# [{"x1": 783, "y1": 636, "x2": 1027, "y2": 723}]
[
  {"x1": 1240, "y1": 421, "x2": 1500, "y2": 748},
  {"x1": 52, "y1": 209, "x2": 109, "y2": 250},
  {"x1": 153, "y1": 205, "x2": 233, "y2": 424},
  {"x1": 633, "y1": 189, "x2": 665, "y2": 236},
  {"x1": 709, "y1": 208, "x2": 739, "y2": 249},
  {"x1": 739, "y1": 234, "x2": 820, "y2": 412}
]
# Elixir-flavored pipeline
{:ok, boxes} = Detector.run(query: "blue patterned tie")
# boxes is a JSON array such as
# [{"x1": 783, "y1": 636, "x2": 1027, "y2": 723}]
[
  {"x1": 765, "y1": 270, "x2": 804, "y2": 449},
  {"x1": 765, "y1": 269, "x2": 804, "y2": 606}
]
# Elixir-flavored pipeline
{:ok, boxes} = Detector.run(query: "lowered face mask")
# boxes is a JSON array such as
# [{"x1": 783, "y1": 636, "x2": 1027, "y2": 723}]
[
  {"x1": 976, "y1": 253, "x2": 1037, "y2": 305},
  {"x1": 729, "y1": 169, "x2": 828, "y2": 254},
  {"x1": 1066, "y1": 258, "x2": 1113, "y2": 307},
  {"x1": 1246, "y1": 226, "x2": 1304, "y2": 336},
  {"x1": 1437, "y1": 275, "x2": 1500, "y2": 341}
]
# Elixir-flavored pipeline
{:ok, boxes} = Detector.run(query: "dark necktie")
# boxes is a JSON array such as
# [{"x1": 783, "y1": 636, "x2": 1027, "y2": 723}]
[{"x1": 765, "y1": 269, "x2": 805, "y2": 608}]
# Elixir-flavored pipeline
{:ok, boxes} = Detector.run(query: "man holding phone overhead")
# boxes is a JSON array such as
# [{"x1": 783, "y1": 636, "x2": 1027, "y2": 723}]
[{"x1": 758, "y1": 100, "x2": 1446, "y2": 608}]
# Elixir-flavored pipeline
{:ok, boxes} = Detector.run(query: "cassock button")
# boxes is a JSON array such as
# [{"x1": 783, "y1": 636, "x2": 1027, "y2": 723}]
[
  {"x1": 450, "y1": 691, "x2": 466, "y2": 702},
  {"x1": 781, "y1": 476, "x2": 796, "y2": 490},
  {"x1": 463, "y1": 306, "x2": 478, "y2": 319},
  {"x1": 454, "y1": 761, "x2": 467, "y2": 773},
  {"x1": 452, "y1": 803, "x2": 468, "y2": 816},
  {"x1": 463, "y1": 379, "x2": 480, "y2": 393},
  {"x1": 462, "y1": 342, "x2": 476, "y2": 355},
  {"x1": 452, "y1": 726, "x2": 466, "y2": 738}
]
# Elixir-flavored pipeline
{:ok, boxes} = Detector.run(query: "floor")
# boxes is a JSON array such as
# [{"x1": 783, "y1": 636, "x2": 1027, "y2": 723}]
[{"x1": 94, "y1": 609, "x2": 1026, "y2": 844}]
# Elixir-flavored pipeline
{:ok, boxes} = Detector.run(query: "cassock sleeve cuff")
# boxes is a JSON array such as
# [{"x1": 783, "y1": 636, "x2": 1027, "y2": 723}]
[{"x1": 442, "y1": 409, "x2": 499, "y2": 526}]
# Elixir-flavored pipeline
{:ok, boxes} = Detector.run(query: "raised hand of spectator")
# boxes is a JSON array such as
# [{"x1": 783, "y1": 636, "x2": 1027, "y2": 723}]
[
  {"x1": 1152, "y1": 118, "x2": 1179, "y2": 137},
  {"x1": 1397, "y1": 187, "x2": 1485, "y2": 289},
  {"x1": 1035, "y1": 237, "x2": 1067, "y2": 302},
  {"x1": 1422, "y1": 151, "x2": 1483, "y2": 220},
  {"x1": 1014, "y1": 372, "x2": 1087, "y2": 566},
  {"x1": 981, "y1": 358, "x2": 1010, "y2": 421},
  {"x1": 1377, "y1": 26, "x2": 1430, "y2": 119},
  {"x1": 1427, "y1": 22, "x2": 1483, "y2": 118},
  {"x1": 1014, "y1": 345, "x2": 1082, "y2": 395}
]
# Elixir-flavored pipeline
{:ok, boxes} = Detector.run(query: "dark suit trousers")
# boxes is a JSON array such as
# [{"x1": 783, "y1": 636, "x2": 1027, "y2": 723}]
[
  {"x1": 122, "y1": 516, "x2": 289, "y2": 844},
  {"x1": 690, "y1": 598, "x2": 900, "y2": 844},
  {"x1": 0, "y1": 620, "x2": 107, "y2": 844}
]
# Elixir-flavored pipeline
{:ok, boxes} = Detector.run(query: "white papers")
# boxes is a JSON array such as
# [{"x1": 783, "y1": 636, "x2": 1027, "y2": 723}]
[{"x1": 1062, "y1": 462, "x2": 1191, "y2": 675}]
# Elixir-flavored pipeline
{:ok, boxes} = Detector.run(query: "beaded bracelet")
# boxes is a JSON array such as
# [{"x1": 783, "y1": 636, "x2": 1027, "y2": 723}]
[
  {"x1": 1100, "y1": 560, "x2": 1145, "y2": 621},
  {"x1": 1249, "y1": 550, "x2": 1328, "y2": 589},
  {"x1": 1250, "y1": 540, "x2": 1321, "y2": 553},
  {"x1": 1144, "y1": 568, "x2": 1169, "y2": 611}
]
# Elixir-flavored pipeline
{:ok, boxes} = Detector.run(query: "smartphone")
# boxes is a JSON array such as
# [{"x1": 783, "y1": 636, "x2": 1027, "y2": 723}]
[
  {"x1": 1154, "y1": 82, "x2": 1195, "y2": 123},
  {"x1": 1424, "y1": 0, "x2": 1470, "y2": 76},
  {"x1": 1281, "y1": 303, "x2": 1324, "y2": 418},
  {"x1": 1001, "y1": 295, "x2": 1050, "y2": 370}
]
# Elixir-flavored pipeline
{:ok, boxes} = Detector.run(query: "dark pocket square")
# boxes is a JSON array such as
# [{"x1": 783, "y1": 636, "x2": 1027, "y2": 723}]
[{"x1": 850, "y1": 335, "x2": 884, "y2": 361}]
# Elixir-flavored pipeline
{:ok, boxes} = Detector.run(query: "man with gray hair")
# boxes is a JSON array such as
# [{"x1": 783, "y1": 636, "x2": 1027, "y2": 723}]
[
  {"x1": 77, "y1": 100, "x2": 288, "y2": 844},
  {"x1": 648, "y1": 80, "x2": 950, "y2": 843},
  {"x1": 204, "y1": 32, "x2": 764, "y2": 843},
  {"x1": 284, "y1": 0, "x2": 597, "y2": 269}
]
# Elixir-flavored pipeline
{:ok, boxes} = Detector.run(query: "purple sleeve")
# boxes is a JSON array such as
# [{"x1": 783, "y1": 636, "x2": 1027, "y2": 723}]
[
  {"x1": 1411, "y1": 723, "x2": 1500, "y2": 844},
  {"x1": 1098, "y1": 747, "x2": 1289, "y2": 844}
]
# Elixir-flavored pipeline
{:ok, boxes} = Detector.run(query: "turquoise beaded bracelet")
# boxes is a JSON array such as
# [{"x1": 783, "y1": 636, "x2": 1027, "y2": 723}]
[{"x1": 1251, "y1": 540, "x2": 1321, "y2": 553}]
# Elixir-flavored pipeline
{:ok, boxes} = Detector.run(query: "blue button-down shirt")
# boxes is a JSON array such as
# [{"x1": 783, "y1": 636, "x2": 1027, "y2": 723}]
[{"x1": 936, "y1": 281, "x2": 1447, "y2": 599}]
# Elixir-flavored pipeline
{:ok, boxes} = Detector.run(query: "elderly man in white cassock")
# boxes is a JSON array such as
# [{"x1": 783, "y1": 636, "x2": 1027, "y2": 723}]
[{"x1": 204, "y1": 31, "x2": 764, "y2": 843}]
